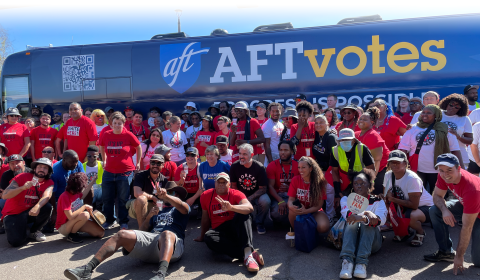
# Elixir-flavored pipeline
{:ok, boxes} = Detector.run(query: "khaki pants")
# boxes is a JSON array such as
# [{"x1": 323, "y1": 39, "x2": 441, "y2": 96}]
[{"x1": 126, "y1": 199, "x2": 155, "y2": 220}]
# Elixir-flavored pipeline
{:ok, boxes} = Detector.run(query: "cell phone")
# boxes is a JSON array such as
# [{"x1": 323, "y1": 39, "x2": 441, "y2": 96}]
[{"x1": 292, "y1": 199, "x2": 302, "y2": 208}]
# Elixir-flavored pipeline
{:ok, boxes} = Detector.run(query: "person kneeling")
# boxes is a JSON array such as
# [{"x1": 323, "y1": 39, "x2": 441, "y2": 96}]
[
  {"x1": 64, "y1": 182, "x2": 190, "y2": 280},
  {"x1": 339, "y1": 169, "x2": 387, "y2": 279},
  {"x1": 56, "y1": 173, "x2": 105, "y2": 243},
  {"x1": 194, "y1": 172, "x2": 265, "y2": 273}
]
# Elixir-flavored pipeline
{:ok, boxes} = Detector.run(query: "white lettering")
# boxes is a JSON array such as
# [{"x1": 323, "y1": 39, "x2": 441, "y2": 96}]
[
  {"x1": 210, "y1": 47, "x2": 246, "y2": 83},
  {"x1": 163, "y1": 42, "x2": 209, "y2": 87},
  {"x1": 275, "y1": 42, "x2": 303, "y2": 79},
  {"x1": 247, "y1": 44, "x2": 273, "y2": 81}
]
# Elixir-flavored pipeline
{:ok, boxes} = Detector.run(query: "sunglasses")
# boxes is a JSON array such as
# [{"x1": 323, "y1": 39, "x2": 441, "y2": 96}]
[
  {"x1": 410, "y1": 102, "x2": 421, "y2": 105},
  {"x1": 42, "y1": 151, "x2": 54, "y2": 154},
  {"x1": 87, "y1": 155, "x2": 98, "y2": 158},
  {"x1": 150, "y1": 162, "x2": 162, "y2": 166},
  {"x1": 96, "y1": 115, "x2": 105, "y2": 118},
  {"x1": 448, "y1": 103, "x2": 461, "y2": 110}
]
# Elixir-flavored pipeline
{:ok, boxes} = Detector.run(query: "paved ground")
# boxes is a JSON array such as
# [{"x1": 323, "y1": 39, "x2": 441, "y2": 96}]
[{"x1": 0, "y1": 218, "x2": 479, "y2": 280}]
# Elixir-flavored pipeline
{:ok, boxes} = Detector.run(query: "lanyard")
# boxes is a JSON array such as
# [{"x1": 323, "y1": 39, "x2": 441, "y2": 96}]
[
  {"x1": 171, "y1": 130, "x2": 179, "y2": 145},
  {"x1": 280, "y1": 160, "x2": 292, "y2": 184}
]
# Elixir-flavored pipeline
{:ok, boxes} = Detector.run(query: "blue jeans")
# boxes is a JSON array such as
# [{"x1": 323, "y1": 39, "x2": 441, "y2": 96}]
[
  {"x1": 430, "y1": 200, "x2": 480, "y2": 266},
  {"x1": 340, "y1": 222, "x2": 383, "y2": 266},
  {"x1": 252, "y1": 193, "x2": 271, "y2": 226},
  {"x1": 102, "y1": 171, "x2": 133, "y2": 224},
  {"x1": 270, "y1": 192, "x2": 289, "y2": 225}
]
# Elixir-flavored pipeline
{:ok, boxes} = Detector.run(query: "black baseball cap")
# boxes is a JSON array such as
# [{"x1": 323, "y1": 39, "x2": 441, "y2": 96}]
[
  {"x1": 150, "y1": 154, "x2": 165, "y2": 163},
  {"x1": 216, "y1": 135, "x2": 228, "y2": 144},
  {"x1": 124, "y1": 106, "x2": 133, "y2": 112},
  {"x1": 185, "y1": 147, "x2": 199, "y2": 156},
  {"x1": 388, "y1": 150, "x2": 407, "y2": 162},
  {"x1": 464, "y1": 85, "x2": 479, "y2": 94},
  {"x1": 7, "y1": 154, "x2": 24, "y2": 163},
  {"x1": 155, "y1": 145, "x2": 172, "y2": 156},
  {"x1": 435, "y1": 153, "x2": 460, "y2": 168},
  {"x1": 295, "y1": 94, "x2": 307, "y2": 101}
]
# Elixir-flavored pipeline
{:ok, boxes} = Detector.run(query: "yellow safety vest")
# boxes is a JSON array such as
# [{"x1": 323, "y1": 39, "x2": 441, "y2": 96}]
[
  {"x1": 83, "y1": 161, "x2": 104, "y2": 185},
  {"x1": 332, "y1": 143, "x2": 365, "y2": 173},
  {"x1": 476, "y1": 102, "x2": 480, "y2": 109}
]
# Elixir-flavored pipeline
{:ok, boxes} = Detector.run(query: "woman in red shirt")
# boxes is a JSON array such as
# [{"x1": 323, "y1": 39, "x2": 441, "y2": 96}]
[
  {"x1": 56, "y1": 173, "x2": 104, "y2": 243},
  {"x1": 291, "y1": 102, "x2": 316, "y2": 159},
  {"x1": 335, "y1": 104, "x2": 360, "y2": 134},
  {"x1": 0, "y1": 107, "x2": 30, "y2": 157},
  {"x1": 369, "y1": 98, "x2": 407, "y2": 151},
  {"x1": 288, "y1": 156, "x2": 330, "y2": 234},
  {"x1": 99, "y1": 112, "x2": 141, "y2": 230},
  {"x1": 355, "y1": 107, "x2": 390, "y2": 195},
  {"x1": 195, "y1": 115, "x2": 216, "y2": 161}
]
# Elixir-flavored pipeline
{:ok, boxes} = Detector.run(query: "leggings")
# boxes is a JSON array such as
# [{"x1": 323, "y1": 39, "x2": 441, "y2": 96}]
[{"x1": 417, "y1": 171, "x2": 438, "y2": 195}]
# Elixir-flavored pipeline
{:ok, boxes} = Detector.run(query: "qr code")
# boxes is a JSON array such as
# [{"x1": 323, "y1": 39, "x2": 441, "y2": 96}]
[{"x1": 62, "y1": 54, "x2": 95, "y2": 92}]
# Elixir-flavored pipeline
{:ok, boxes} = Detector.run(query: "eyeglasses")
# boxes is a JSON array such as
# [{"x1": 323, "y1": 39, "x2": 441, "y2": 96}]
[
  {"x1": 86, "y1": 155, "x2": 98, "y2": 158},
  {"x1": 96, "y1": 115, "x2": 105, "y2": 118},
  {"x1": 448, "y1": 103, "x2": 461, "y2": 110},
  {"x1": 409, "y1": 102, "x2": 421, "y2": 105},
  {"x1": 42, "y1": 151, "x2": 54, "y2": 154},
  {"x1": 150, "y1": 162, "x2": 162, "y2": 166}
]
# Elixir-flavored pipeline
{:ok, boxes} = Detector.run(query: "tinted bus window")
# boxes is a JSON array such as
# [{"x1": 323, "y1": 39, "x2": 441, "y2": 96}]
[{"x1": 2, "y1": 76, "x2": 29, "y2": 115}]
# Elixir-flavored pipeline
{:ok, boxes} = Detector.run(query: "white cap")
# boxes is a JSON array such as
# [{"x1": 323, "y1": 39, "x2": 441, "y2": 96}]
[
  {"x1": 185, "y1": 102, "x2": 197, "y2": 110},
  {"x1": 235, "y1": 101, "x2": 249, "y2": 110}
]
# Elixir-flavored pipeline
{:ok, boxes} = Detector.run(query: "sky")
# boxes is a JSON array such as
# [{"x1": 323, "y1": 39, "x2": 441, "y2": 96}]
[{"x1": 1, "y1": 1, "x2": 480, "y2": 53}]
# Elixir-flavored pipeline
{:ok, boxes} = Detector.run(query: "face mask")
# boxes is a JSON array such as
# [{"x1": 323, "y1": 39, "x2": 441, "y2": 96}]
[
  {"x1": 340, "y1": 141, "x2": 353, "y2": 152},
  {"x1": 148, "y1": 117, "x2": 155, "y2": 127}
]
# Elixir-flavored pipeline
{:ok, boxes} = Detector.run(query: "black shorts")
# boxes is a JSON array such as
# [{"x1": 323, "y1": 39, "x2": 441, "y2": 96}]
[
  {"x1": 403, "y1": 205, "x2": 431, "y2": 223},
  {"x1": 468, "y1": 160, "x2": 480, "y2": 174}
]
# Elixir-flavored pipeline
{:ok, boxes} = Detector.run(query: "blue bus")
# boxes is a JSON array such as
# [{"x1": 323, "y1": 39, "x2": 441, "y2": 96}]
[{"x1": 1, "y1": 13, "x2": 480, "y2": 117}]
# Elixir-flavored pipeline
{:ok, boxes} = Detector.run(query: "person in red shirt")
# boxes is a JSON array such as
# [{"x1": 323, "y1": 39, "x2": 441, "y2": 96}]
[
  {"x1": 0, "y1": 143, "x2": 10, "y2": 179},
  {"x1": 424, "y1": 153, "x2": 480, "y2": 271},
  {"x1": 402, "y1": 97, "x2": 423, "y2": 125},
  {"x1": 266, "y1": 140, "x2": 299, "y2": 225},
  {"x1": 215, "y1": 116, "x2": 230, "y2": 141},
  {"x1": 124, "y1": 106, "x2": 134, "y2": 127},
  {"x1": 291, "y1": 101, "x2": 316, "y2": 160},
  {"x1": 175, "y1": 147, "x2": 201, "y2": 210},
  {"x1": 1, "y1": 158, "x2": 54, "y2": 247},
  {"x1": 194, "y1": 172, "x2": 264, "y2": 273},
  {"x1": 56, "y1": 103, "x2": 97, "y2": 161},
  {"x1": 0, "y1": 107, "x2": 30, "y2": 157},
  {"x1": 287, "y1": 156, "x2": 330, "y2": 234},
  {"x1": 30, "y1": 113, "x2": 58, "y2": 162},
  {"x1": 395, "y1": 95, "x2": 411, "y2": 121},
  {"x1": 56, "y1": 172, "x2": 104, "y2": 243},
  {"x1": 41, "y1": 146, "x2": 58, "y2": 165},
  {"x1": 180, "y1": 110, "x2": 191, "y2": 131},
  {"x1": 99, "y1": 112, "x2": 141, "y2": 230},
  {"x1": 155, "y1": 145, "x2": 177, "y2": 181},
  {"x1": 369, "y1": 98, "x2": 407, "y2": 151},
  {"x1": 255, "y1": 102, "x2": 269, "y2": 165},
  {"x1": 355, "y1": 107, "x2": 390, "y2": 195},
  {"x1": 335, "y1": 104, "x2": 361, "y2": 134},
  {"x1": 128, "y1": 111, "x2": 151, "y2": 142},
  {"x1": 208, "y1": 103, "x2": 221, "y2": 131},
  {"x1": 142, "y1": 106, "x2": 161, "y2": 130},
  {"x1": 229, "y1": 101, "x2": 265, "y2": 163},
  {"x1": 195, "y1": 115, "x2": 216, "y2": 161}
]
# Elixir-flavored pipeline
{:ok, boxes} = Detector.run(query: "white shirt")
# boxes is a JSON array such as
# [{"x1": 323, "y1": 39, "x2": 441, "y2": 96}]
[
  {"x1": 441, "y1": 113, "x2": 472, "y2": 164},
  {"x1": 262, "y1": 119, "x2": 284, "y2": 158},
  {"x1": 409, "y1": 111, "x2": 422, "y2": 125},
  {"x1": 398, "y1": 126, "x2": 460, "y2": 173},
  {"x1": 383, "y1": 170, "x2": 434, "y2": 207},
  {"x1": 162, "y1": 130, "x2": 188, "y2": 162},
  {"x1": 468, "y1": 122, "x2": 480, "y2": 162},
  {"x1": 96, "y1": 124, "x2": 108, "y2": 136},
  {"x1": 469, "y1": 104, "x2": 477, "y2": 113},
  {"x1": 469, "y1": 108, "x2": 480, "y2": 125},
  {"x1": 185, "y1": 124, "x2": 202, "y2": 147},
  {"x1": 136, "y1": 142, "x2": 162, "y2": 169},
  {"x1": 85, "y1": 164, "x2": 100, "y2": 190},
  {"x1": 220, "y1": 149, "x2": 233, "y2": 165}
]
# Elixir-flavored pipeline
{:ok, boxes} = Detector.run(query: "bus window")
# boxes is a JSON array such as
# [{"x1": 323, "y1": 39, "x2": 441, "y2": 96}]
[{"x1": 2, "y1": 76, "x2": 29, "y2": 113}]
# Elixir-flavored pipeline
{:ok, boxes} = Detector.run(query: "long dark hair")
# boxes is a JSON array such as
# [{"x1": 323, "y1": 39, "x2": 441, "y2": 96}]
[
  {"x1": 298, "y1": 156, "x2": 327, "y2": 206},
  {"x1": 30, "y1": 165, "x2": 53, "y2": 180},
  {"x1": 202, "y1": 118, "x2": 215, "y2": 132},
  {"x1": 324, "y1": 108, "x2": 339, "y2": 127},
  {"x1": 143, "y1": 128, "x2": 163, "y2": 159}
]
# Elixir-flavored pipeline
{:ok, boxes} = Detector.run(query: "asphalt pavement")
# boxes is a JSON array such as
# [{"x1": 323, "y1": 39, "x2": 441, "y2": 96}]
[{"x1": 0, "y1": 218, "x2": 479, "y2": 280}]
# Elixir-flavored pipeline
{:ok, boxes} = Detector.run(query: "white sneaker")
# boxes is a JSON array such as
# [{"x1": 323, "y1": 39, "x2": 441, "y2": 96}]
[
  {"x1": 29, "y1": 230, "x2": 46, "y2": 242},
  {"x1": 339, "y1": 259, "x2": 354, "y2": 279},
  {"x1": 353, "y1": 263, "x2": 367, "y2": 279}
]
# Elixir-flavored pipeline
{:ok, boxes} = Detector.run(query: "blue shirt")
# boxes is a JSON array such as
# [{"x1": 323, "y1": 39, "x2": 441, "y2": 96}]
[
  {"x1": 198, "y1": 160, "x2": 231, "y2": 190},
  {"x1": 149, "y1": 206, "x2": 190, "y2": 239},
  {"x1": 51, "y1": 160, "x2": 85, "y2": 198}
]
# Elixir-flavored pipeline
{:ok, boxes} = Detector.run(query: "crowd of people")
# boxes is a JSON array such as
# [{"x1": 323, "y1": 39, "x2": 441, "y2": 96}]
[{"x1": 0, "y1": 86, "x2": 479, "y2": 280}]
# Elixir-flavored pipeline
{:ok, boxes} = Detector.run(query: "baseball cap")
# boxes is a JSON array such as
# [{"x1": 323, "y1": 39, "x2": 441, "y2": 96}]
[
  {"x1": 124, "y1": 106, "x2": 133, "y2": 112},
  {"x1": 216, "y1": 135, "x2": 228, "y2": 144},
  {"x1": 182, "y1": 109, "x2": 192, "y2": 116},
  {"x1": 0, "y1": 143, "x2": 8, "y2": 156},
  {"x1": 105, "y1": 106, "x2": 114, "y2": 113},
  {"x1": 185, "y1": 147, "x2": 199, "y2": 156},
  {"x1": 337, "y1": 128, "x2": 355, "y2": 141},
  {"x1": 7, "y1": 154, "x2": 24, "y2": 163},
  {"x1": 155, "y1": 145, "x2": 172, "y2": 156},
  {"x1": 464, "y1": 85, "x2": 479, "y2": 94},
  {"x1": 202, "y1": 115, "x2": 213, "y2": 121},
  {"x1": 435, "y1": 153, "x2": 460, "y2": 168},
  {"x1": 54, "y1": 112, "x2": 62, "y2": 117},
  {"x1": 410, "y1": 97, "x2": 422, "y2": 103},
  {"x1": 215, "y1": 172, "x2": 230, "y2": 182},
  {"x1": 32, "y1": 104, "x2": 41, "y2": 110},
  {"x1": 255, "y1": 103, "x2": 266, "y2": 109},
  {"x1": 150, "y1": 154, "x2": 165, "y2": 163},
  {"x1": 388, "y1": 150, "x2": 408, "y2": 162},
  {"x1": 235, "y1": 101, "x2": 249, "y2": 110},
  {"x1": 295, "y1": 94, "x2": 307, "y2": 101},
  {"x1": 5, "y1": 107, "x2": 21, "y2": 116}
]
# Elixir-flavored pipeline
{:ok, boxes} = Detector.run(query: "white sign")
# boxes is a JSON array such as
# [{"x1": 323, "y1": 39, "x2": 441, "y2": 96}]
[{"x1": 347, "y1": 193, "x2": 369, "y2": 214}]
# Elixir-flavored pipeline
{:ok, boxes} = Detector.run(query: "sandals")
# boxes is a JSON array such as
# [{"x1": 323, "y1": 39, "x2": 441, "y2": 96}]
[
  {"x1": 392, "y1": 230, "x2": 414, "y2": 242},
  {"x1": 410, "y1": 232, "x2": 426, "y2": 247}
]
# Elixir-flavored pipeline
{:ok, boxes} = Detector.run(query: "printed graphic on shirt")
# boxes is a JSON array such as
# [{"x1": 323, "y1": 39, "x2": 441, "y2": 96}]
[
  {"x1": 67, "y1": 126, "x2": 80, "y2": 136},
  {"x1": 106, "y1": 140, "x2": 124, "y2": 155},
  {"x1": 23, "y1": 187, "x2": 40, "y2": 205},
  {"x1": 415, "y1": 130, "x2": 435, "y2": 145},
  {"x1": 211, "y1": 202, "x2": 230, "y2": 217},
  {"x1": 86, "y1": 171, "x2": 97, "y2": 184},
  {"x1": 443, "y1": 121, "x2": 458, "y2": 131},
  {"x1": 3, "y1": 129, "x2": 18, "y2": 140},
  {"x1": 197, "y1": 135, "x2": 212, "y2": 142},
  {"x1": 296, "y1": 188, "x2": 310, "y2": 203},
  {"x1": 170, "y1": 132, "x2": 184, "y2": 148},
  {"x1": 313, "y1": 142, "x2": 326, "y2": 154},
  {"x1": 448, "y1": 187, "x2": 464, "y2": 205},
  {"x1": 300, "y1": 130, "x2": 315, "y2": 148},
  {"x1": 184, "y1": 174, "x2": 198, "y2": 188},
  {"x1": 152, "y1": 211, "x2": 174, "y2": 233},
  {"x1": 71, "y1": 198, "x2": 83, "y2": 212},
  {"x1": 279, "y1": 171, "x2": 295, "y2": 184},
  {"x1": 38, "y1": 133, "x2": 54, "y2": 144},
  {"x1": 238, "y1": 173, "x2": 258, "y2": 191},
  {"x1": 392, "y1": 185, "x2": 406, "y2": 200}
]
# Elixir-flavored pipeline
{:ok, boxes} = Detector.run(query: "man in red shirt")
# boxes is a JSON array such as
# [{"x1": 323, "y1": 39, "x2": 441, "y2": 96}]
[
  {"x1": 229, "y1": 101, "x2": 265, "y2": 163},
  {"x1": 1, "y1": 158, "x2": 54, "y2": 247},
  {"x1": 424, "y1": 153, "x2": 480, "y2": 273},
  {"x1": 55, "y1": 103, "x2": 97, "y2": 161},
  {"x1": 41, "y1": 146, "x2": 58, "y2": 165},
  {"x1": 0, "y1": 107, "x2": 31, "y2": 157},
  {"x1": 194, "y1": 172, "x2": 264, "y2": 273},
  {"x1": 128, "y1": 111, "x2": 151, "y2": 142},
  {"x1": 155, "y1": 146, "x2": 177, "y2": 181},
  {"x1": 124, "y1": 106, "x2": 134, "y2": 126},
  {"x1": 30, "y1": 113, "x2": 58, "y2": 162}
]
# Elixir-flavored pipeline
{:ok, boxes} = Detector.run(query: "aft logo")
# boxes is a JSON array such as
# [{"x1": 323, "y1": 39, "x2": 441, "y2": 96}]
[{"x1": 160, "y1": 42, "x2": 209, "y2": 94}]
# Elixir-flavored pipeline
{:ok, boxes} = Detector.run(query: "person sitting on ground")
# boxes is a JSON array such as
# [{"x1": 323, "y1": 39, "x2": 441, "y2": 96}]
[
  {"x1": 198, "y1": 145, "x2": 231, "y2": 191},
  {"x1": 381, "y1": 150, "x2": 433, "y2": 246},
  {"x1": 194, "y1": 172, "x2": 264, "y2": 273},
  {"x1": 424, "y1": 153, "x2": 480, "y2": 274},
  {"x1": 216, "y1": 135, "x2": 233, "y2": 165},
  {"x1": 56, "y1": 172, "x2": 104, "y2": 243},
  {"x1": 288, "y1": 156, "x2": 330, "y2": 235},
  {"x1": 1, "y1": 158, "x2": 54, "y2": 246},
  {"x1": 174, "y1": 147, "x2": 201, "y2": 212},
  {"x1": 83, "y1": 146, "x2": 103, "y2": 210},
  {"x1": 65, "y1": 182, "x2": 190, "y2": 280},
  {"x1": 339, "y1": 169, "x2": 387, "y2": 280},
  {"x1": 155, "y1": 145, "x2": 177, "y2": 181}
]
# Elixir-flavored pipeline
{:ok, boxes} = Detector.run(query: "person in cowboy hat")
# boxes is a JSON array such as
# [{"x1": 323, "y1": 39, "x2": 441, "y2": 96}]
[
  {"x1": 1, "y1": 157, "x2": 54, "y2": 246},
  {"x1": 65, "y1": 181, "x2": 190, "y2": 280}
]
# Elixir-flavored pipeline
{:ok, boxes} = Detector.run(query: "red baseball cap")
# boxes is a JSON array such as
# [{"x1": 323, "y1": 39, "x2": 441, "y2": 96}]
[{"x1": 124, "y1": 106, "x2": 133, "y2": 112}]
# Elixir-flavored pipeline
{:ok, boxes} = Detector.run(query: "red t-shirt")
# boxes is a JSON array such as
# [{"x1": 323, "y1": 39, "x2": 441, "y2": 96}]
[
  {"x1": 231, "y1": 118, "x2": 262, "y2": 162},
  {"x1": 290, "y1": 122, "x2": 316, "y2": 160},
  {"x1": 161, "y1": 161, "x2": 178, "y2": 181},
  {"x1": 214, "y1": 130, "x2": 230, "y2": 143},
  {"x1": 436, "y1": 169, "x2": 480, "y2": 219},
  {"x1": 174, "y1": 162, "x2": 200, "y2": 194},
  {"x1": 266, "y1": 159, "x2": 300, "y2": 193},
  {"x1": 99, "y1": 130, "x2": 140, "y2": 173},
  {"x1": 401, "y1": 112, "x2": 415, "y2": 125},
  {"x1": 55, "y1": 191, "x2": 83, "y2": 229},
  {"x1": 373, "y1": 115, "x2": 406, "y2": 151},
  {"x1": 213, "y1": 115, "x2": 221, "y2": 132},
  {"x1": 58, "y1": 116, "x2": 97, "y2": 160},
  {"x1": 355, "y1": 129, "x2": 390, "y2": 171},
  {"x1": 288, "y1": 175, "x2": 326, "y2": 209},
  {"x1": 1, "y1": 173, "x2": 54, "y2": 217},
  {"x1": 128, "y1": 123, "x2": 151, "y2": 142},
  {"x1": 125, "y1": 119, "x2": 133, "y2": 127},
  {"x1": 335, "y1": 121, "x2": 361, "y2": 135},
  {"x1": 96, "y1": 125, "x2": 128, "y2": 145},
  {"x1": 256, "y1": 118, "x2": 269, "y2": 155},
  {"x1": 30, "y1": 126, "x2": 58, "y2": 159},
  {"x1": 195, "y1": 131, "x2": 216, "y2": 156},
  {"x1": 200, "y1": 188, "x2": 246, "y2": 229},
  {"x1": 0, "y1": 123, "x2": 30, "y2": 156}
]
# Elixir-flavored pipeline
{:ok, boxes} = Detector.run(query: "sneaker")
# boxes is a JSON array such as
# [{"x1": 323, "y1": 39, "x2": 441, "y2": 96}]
[
  {"x1": 252, "y1": 251, "x2": 264, "y2": 266},
  {"x1": 424, "y1": 250, "x2": 455, "y2": 262},
  {"x1": 244, "y1": 255, "x2": 259, "y2": 272},
  {"x1": 353, "y1": 264, "x2": 367, "y2": 279},
  {"x1": 120, "y1": 223, "x2": 129, "y2": 230},
  {"x1": 256, "y1": 224, "x2": 266, "y2": 235},
  {"x1": 0, "y1": 224, "x2": 5, "y2": 234},
  {"x1": 339, "y1": 259, "x2": 354, "y2": 279},
  {"x1": 29, "y1": 230, "x2": 46, "y2": 242},
  {"x1": 102, "y1": 220, "x2": 118, "y2": 230},
  {"x1": 66, "y1": 233, "x2": 84, "y2": 244},
  {"x1": 149, "y1": 270, "x2": 166, "y2": 280},
  {"x1": 64, "y1": 265, "x2": 92, "y2": 280}
]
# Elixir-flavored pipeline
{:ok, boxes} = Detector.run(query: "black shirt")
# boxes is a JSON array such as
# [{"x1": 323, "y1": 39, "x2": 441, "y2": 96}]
[
  {"x1": 132, "y1": 169, "x2": 168, "y2": 196},
  {"x1": 0, "y1": 167, "x2": 32, "y2": 190},
  {"x1": 329, "y1": 143, "x2": 374, "y2": 168},
  {"x1": 312, "y1": 131, "x2": 337, "y2": 171},
  {"x1": 229, "y1": 160, "x2": 268, "y2": 197}
]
